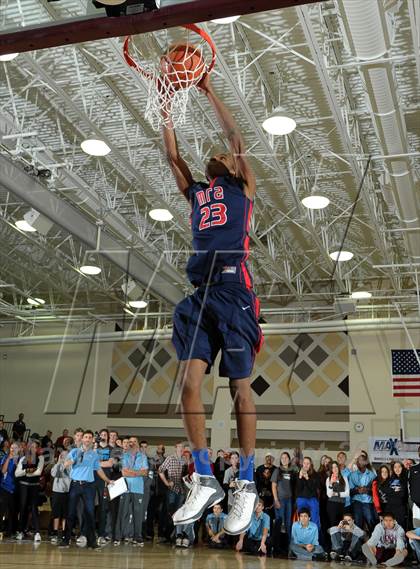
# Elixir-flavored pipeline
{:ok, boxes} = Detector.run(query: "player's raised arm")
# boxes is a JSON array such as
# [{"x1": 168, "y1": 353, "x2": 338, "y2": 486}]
[
  {"x1": 162, "y1": 117, "x2": 194, "y2": 200},
  {"x1": 199, "y1": 75, "x2": 256, "y2": 199}
]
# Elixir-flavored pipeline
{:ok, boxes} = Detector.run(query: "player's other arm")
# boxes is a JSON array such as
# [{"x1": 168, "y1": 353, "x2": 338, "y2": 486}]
[
  {"x1": 199, "y1": 75, "x2": 256, "y2": 200},
  {"x1": 162, "y1": 119, "x2": 194, "y2": 200}
]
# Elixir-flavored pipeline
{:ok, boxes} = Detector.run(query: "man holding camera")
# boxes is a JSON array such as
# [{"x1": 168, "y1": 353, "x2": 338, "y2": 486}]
[
  {"x1": 59, "y1": 430, "x2": 113, "y2": 550},
  {"x1": 329, "y1": 512, "x2": 365, "y2": 562}
]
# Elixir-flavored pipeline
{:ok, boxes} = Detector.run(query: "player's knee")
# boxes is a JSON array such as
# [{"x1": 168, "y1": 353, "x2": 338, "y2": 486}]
[{"x1": 230, "y1": 380, "x2": 253, "y2": 405}]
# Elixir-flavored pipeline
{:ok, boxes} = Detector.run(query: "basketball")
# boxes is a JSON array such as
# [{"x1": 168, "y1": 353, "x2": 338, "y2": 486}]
[{"x1": 160, "y1": 43, "x2": 206, "y2": 90}]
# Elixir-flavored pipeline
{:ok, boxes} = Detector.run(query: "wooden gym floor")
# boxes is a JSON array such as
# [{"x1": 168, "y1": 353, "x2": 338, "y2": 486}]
[{"x1": 0, "y1": 540, "x2": 323, "y2": 569}]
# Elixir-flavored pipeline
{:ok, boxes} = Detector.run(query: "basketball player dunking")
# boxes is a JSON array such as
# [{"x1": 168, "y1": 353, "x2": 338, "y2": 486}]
[{"x1": 162, "y1": 74, "x2": 263, "y2": 535}]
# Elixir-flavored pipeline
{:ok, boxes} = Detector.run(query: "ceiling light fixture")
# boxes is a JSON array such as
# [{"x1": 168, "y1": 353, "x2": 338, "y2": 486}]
[
  {"x1": 211, "y1": 16, "x2": 240, "y2": 24},
  {"x1": 262, "y1": 108, "x2": 296, "y2": 136},
  {"x1": 15, "y1": 219, "x2": 37, "y2": 232},
  {"x1": 81, "y1": 139, "x2": 111, "y2": 156},
  {"x1": 329, "y1": 250, "x2": 354, "y2": 262},
  {"x1": 302, "y1": 196, "x2": 330, "y2": 210},
  {"x1": 351, "y1": 291, "x2": 372, "y2": 300},
  {"x1": 0, "y1": 53, "x2": 19, "y2": 62},
  {"x1": 149, "y1": 208, "x2": 173, "y2": 221},
  {"x1": 127, "y1": 300, "x2": 148, "y2": 309},
  {"x1": 80, "y1": 265, "x2": 102, "y2": 275},
  {"x1": 27, "y1": 297, "x2": 46, "y2": 306}
]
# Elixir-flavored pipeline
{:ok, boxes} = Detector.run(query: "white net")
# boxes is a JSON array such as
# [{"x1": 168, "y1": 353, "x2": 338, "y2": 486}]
[{"x1": 124, "y1": 26, "x2": 215, "y2": 131}]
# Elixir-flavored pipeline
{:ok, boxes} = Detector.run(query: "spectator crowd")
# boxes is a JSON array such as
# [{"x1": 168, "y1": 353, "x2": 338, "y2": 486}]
[{"x1": 1, "y1": 414, "x2": 420, "y2": 565}]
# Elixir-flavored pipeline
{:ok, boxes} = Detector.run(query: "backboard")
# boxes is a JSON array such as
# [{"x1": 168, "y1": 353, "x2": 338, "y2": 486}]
[
  {"x1": 401, "y1": 408, "x2": 420, "y2": 444},
  {"x1": 0, "y1": 0, "x2": 319, "y2": 56}
]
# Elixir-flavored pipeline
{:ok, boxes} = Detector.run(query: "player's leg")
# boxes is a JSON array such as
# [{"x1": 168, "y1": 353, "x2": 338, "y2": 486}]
[
  {"x1": 179, "y1": 359, "x2": 211, "y2": 469},
  {"x1": 222, "y1": 377, "x2": 258, "y2": 535},
  {"x1": 172, "y1": 292, "x2": 225, "y2": 526},
  {"x1": 214, "y1": 286, "x2": 262, "y2": 535},
  {"x1": 230, "y1": 378, "x2": 256, "y2": 481},
  {"x1": 172, "y1": 359, "x2": 225, "y2": 525}
]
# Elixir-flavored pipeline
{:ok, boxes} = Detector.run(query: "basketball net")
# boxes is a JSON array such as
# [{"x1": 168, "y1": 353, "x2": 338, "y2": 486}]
[{"x1": 124, "y1": 24, "x2": 216, "y2": 131}]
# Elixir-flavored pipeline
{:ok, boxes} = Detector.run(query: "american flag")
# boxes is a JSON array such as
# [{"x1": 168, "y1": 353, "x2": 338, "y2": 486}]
[{"x1": 391, "y1": 350, "x2": 420, "y2": 397}]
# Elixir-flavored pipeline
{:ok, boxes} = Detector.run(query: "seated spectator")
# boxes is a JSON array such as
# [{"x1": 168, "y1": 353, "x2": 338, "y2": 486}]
[
  {"x1": 12, "y1": 413, "x2": 26, "y2": 441},
  {"x1": 362, "y1": 512, "x2": 407, "y2": 567},
  {"x1": 349, "y1": 455, "x2": 377, "y2": 533},
  {"x1": 289, "y1": 507, "x2": 326, "y2": 561},
  {"x1": 206, "y1": 503, "x2": 227, "y2": 548},
  {"x1": 329, "y1": 512, "x2": 364, "y2": 562},
  {"x1": 236, "y1": 499, "x2": 271, "y2": 556},
  {"x1": 406, "y1": 527, "x2": 420, "y2": 563},
  {"x1": 50, "y1": 450, "x2": 71, "y2": 543}
]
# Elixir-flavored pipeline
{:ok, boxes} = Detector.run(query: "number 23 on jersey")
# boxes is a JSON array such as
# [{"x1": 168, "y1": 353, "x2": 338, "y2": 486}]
[{"x1": 199, "y1": 203, "x2": 227, "y2": 230}]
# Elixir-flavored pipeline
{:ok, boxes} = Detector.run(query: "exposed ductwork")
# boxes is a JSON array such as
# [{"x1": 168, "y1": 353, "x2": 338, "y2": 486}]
[
  {"x1": 338, "y1": 0, "x2": 420, "y2": 259},
  {"x1": 0, "y1": 316, "x2": 420, "y2": 345}
]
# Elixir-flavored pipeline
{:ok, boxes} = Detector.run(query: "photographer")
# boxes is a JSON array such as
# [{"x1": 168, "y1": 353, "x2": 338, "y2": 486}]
[
  {"x1": 59, "y1": 430, "x2": 113, "y2": 550},
  {"x1": 329, "y1": 512, "x2": 364, "y2": 562}
]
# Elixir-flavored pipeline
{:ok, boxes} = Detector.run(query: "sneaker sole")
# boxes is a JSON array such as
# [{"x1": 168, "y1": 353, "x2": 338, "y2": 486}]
[
  {"x1": 222, "y1": 493, "x2": 259, "y2": 535},
  {"x1": 172, "y1": 490, "x2": 225, "y2": 526}
]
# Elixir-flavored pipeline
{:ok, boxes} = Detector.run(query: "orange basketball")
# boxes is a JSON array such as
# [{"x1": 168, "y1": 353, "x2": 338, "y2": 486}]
[{"x1": 160, "y1": 43, "x2": 205, "y2": 90}]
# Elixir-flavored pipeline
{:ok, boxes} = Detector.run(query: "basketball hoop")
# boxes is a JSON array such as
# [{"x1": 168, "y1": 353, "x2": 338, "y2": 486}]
[{"x1": 123, "y1": 24, "x2": 216, "y2": 131}]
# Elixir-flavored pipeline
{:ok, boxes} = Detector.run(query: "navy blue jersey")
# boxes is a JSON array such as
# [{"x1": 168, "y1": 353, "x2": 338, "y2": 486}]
[{"x1": 186, "y1": 176, "x2": 253, "y2": 288}]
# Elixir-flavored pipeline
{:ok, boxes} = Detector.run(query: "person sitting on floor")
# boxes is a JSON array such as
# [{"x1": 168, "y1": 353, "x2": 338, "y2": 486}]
[
  {"x1": 236, "y1": 499, "x2": 271, "y2": 556},
  {"x1": 329, "y1": 511, "x2": 365, "y2": 562},
  {"x1": 289, "y1": 507, "x2": 327, "y2": 561},
  {"x1": 406, "y1": 526, "x2": 420, "y2": 563},
  {"x1": 362, "y1": 512, "x2": 407, "y2": 567},
  {"x1": 205, "y1": 503, "x2": 228, "y2": 548}
]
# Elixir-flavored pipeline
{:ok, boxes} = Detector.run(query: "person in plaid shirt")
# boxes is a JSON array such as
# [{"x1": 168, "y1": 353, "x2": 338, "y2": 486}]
[{"x1": 158, "y1": 442, "x2": 186, "y2": 509}]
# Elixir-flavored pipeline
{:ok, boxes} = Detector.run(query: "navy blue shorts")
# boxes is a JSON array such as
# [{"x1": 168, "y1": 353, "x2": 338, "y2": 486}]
[{"x1": 172, "y1": 284, "x2": 263, "y2": 380}]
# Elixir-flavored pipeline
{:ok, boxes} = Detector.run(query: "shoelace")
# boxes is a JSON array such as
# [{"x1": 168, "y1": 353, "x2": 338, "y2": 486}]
[
  {"x1": 230, "y1": 485, "x2": 247, "y2": 519},
  {"x1": 183, "y1": 478, "x2": 202, "y2": 507}
]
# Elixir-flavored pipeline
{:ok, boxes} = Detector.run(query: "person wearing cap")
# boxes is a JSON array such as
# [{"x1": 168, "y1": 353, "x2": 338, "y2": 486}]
[{"x1": 255, "y1": 453, "x2": 276, "y2": 512}]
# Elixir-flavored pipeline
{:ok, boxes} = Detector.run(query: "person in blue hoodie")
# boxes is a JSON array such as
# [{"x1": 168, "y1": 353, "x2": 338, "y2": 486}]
[{"x1": 0, "y1": 442, "x2": 20, "y2": 537}]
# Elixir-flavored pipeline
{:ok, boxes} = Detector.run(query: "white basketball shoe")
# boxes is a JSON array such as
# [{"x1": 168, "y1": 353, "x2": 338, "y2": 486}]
[
  {"x1": 223, "y1": 480, "x2": 259, "y2": 535},
  {"x1": 172, "y1": 472, "x2": 225, "y2": 525}
]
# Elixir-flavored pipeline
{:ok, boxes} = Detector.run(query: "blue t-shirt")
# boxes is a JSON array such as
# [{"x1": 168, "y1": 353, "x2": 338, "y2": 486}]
[
  {"x1": 0, "y1": 455, "x2": 17, "y2": 493},
  {"x1": 122, "y1": 451, "x2": 148, "y2": 494},
  {"x1": 68, "y1": 448, "x2": 100, "y2": 482},
  {"x1": 247, "y1": 512, "x2": 270, "y2": 540},
  {"x1": 291, "y1": 521, "x2": 319, "y2": 546},
  {"x1": 206, "y1": 512, "x2": 227, "y2": 534},
  {"x1": 349, "y1": 468, "x2": 376, "y2": 503}
]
